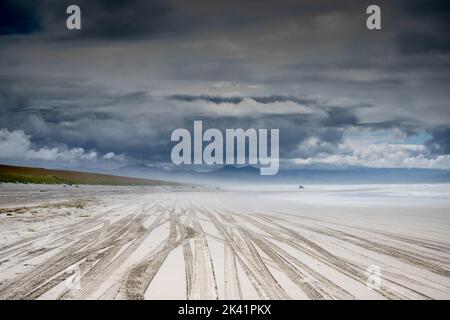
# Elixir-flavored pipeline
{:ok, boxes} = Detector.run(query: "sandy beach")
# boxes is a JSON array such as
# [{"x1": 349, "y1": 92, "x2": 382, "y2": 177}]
[{"x1": 0, "y1": 184, "x2": 449, "y2": 300}]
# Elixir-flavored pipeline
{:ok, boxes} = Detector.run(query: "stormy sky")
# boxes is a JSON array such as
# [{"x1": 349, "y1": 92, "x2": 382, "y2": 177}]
[{"x1": 0, "y1": 0, "x2": 449, "y2": 172}]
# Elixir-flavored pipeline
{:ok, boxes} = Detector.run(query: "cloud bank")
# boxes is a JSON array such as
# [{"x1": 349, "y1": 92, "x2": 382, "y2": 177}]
[{"x1": 0, "y1": 0, "x2": 449, "y2": 172}]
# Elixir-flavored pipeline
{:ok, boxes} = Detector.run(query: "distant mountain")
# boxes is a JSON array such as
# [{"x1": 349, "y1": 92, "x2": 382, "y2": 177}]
[
  {"x1": 0, "y1": 164, "x2": 180, "y2": 186},
  {"x1": 209, "y1": 165, "x2": 261, "y2": 177},
  {"x1": 115, "y1": 164, "x2": 450, "y2": 185}
]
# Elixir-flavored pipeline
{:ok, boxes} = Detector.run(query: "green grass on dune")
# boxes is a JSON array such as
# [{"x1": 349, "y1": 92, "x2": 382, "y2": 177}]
[{"x1": 0, "y1": 164, "x2": 177, "y2": 186}]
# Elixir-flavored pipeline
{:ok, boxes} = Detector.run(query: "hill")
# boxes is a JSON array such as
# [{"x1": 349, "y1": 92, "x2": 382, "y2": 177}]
[{"x1": 0, "y1": 164, "x2": 179, "y2": 186}]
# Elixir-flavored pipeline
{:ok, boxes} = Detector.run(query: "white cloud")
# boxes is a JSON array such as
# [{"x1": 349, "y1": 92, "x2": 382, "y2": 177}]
[
  {"x1": 211, "y1": 81, "x2": 263, "y2": 91},
  {"x1": 181, "y1": 98, "x2": 326, "y2": 117},
  {"x1": 292, "y1": 128, "x2": 450, "y2": 170},
  {"x1": 0, "y1": 129, "x2": 31, "y2": 158},
  {"x1": 103, "y1": 152, "x2": 125, "y2": 161},
  {"x1": 294, "y1": 140, "x2": 450, "y2": 169},
  {"x1": 0, "y1": 128, "x2": 121, "y2": 163},
  {"x1": 103, "y1": 152, "x2": 116, "y2": 159},
  {"x1": 26, "y1": 147, "x2": 98, "y2": 161}
]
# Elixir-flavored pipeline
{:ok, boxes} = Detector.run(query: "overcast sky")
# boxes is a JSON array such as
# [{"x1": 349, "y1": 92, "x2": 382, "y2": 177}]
[{"x1": 0, "y1": 0, "x2": 449, "y2": 171}]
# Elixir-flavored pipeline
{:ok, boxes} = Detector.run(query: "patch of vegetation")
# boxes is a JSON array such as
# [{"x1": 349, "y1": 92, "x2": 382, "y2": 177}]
[{"x1": 0, "y1": 164, "x2": 179, "y2": 186}]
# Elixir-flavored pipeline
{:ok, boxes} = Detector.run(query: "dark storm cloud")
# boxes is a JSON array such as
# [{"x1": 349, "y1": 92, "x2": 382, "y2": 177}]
[
  {"x1": 323, "y1": 107, "x2": 359, "y2": 127},
  {"x1": 0, "y1": 0, "x2": 41, "y2": 35},
  {"x1": 0, "y1": 74, "x2": 359, "y2": 162},
  {"x1": 1, "y1": 0, "x2": 450, "y2": 169},
  {"x1": 44, "y1": 0, "x2": 188, "y2": 41},
  {"x1": 0, "y1": 72, "x2": 446, "y2": 167},
  {"x1": 170, "y1": 94, "x2": 318, "y2": 106},
  {"x1": 395, "y1": 0, "x2": 450, "y2": 54},
  {"x1": 0, "y1": 0, "x2": 448, "y2": 49},
  {"x1": 0, "y1": 76, "x2": 147, "y2": 151},
  {"x1": 427, "y1": 127, "x2": 450, "y2": 155},
  {"x1": 360, "y1": 119, "x2": 421, "y2": 134},
  {"x1": 0, "y1": 0, "x2": 199, "y2": 41},
  {"x1": 170, "y1": 95, "x2": 245, "y2": 105},
  {"x1": 185, "y1": 113, "x2": 346, "y2": 159},
  {"x1": 172, "y1": 95, "x2": 362, "y2": 157},
  {"x1": 170, "y1": 94, "x2": 369, "y2": 128},
  {"x1": 0, "y1": 69, "x2": 434, "y2": 164}
]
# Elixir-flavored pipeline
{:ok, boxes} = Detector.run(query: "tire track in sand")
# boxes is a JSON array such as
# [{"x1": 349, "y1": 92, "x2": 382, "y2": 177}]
[
  {"x1": 122, "y1": 206, "x2": 196, "y2": 299},
  {"x1": 200, "y1": 209, "x2": 289, "y2": 300},
  {"x1": 0, "y1": 207, "x2": 141, "y2": 299},
  {"x1": 189, "y1": 208, "x2": 219, "y2": 300}
]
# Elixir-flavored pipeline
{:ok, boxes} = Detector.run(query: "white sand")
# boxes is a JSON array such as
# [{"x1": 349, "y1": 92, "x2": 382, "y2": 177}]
[{"x1": 0, "y1": 184, "x2": 449, "y2": 300}]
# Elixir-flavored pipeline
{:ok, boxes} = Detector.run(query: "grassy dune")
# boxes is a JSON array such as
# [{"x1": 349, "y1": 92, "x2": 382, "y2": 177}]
[{"x1": 0, "y1": 164, "x2": 177, "y2": 186}]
